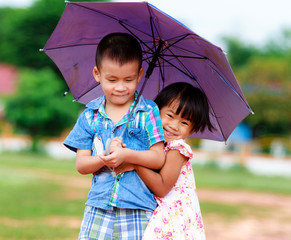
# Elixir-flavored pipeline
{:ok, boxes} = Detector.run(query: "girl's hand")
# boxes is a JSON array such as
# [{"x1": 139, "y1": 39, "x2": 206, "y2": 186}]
[{"x1": 115, "y1": 163, "x2": 136, "y2": 174}]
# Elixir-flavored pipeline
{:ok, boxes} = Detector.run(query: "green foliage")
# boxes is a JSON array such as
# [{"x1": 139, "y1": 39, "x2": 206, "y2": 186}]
[
  {"x1": 222, "y1": 36, "x2": 259, "y2": 69},
  {"x1": 0, "y1": 0, "x2": 108, "y2": 70},
  {"x1": 263, "y1": 28, "x2": 291, "y2": 57},
  {"x1": 0, "y1": 0, "x2": 65, "y2": 69},
  {"x1": 223, "y1": 29, "x2": 291, "y2": 137},
  {"x1": 4, "y1": 68, "x2": 82, "y2": 151},
  {"x1": 237, "y1": 57, "x2": 291, "y2": 137}
]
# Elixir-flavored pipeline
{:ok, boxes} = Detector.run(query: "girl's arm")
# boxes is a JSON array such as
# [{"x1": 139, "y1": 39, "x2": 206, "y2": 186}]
[
  {"x1": 76, "y1": 149, "x2": 105, "y2": 175},
  {"x1": 135, "y1": 149, "x2": 187, "y2": 197},
  {"x1": 100, "y1": 141, "x2": 165, "y2": 170}
]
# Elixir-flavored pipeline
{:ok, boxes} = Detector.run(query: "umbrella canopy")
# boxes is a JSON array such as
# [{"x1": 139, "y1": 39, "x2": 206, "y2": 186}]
[{"x1": 42, "y1": 1, "x2": 253, "y2": 142}]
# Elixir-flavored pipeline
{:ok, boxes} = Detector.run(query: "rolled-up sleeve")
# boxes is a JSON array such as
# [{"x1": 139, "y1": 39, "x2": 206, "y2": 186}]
[
  {"x1": 145, "y1": 104, "x2": 165, "y2": 146},
  {"x1": 63, "y1": 110, "x2": 94, "y2": 152}
]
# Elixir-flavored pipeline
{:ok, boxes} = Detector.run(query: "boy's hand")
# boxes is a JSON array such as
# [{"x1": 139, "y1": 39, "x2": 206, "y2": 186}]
[
  {"x1": 99, "y1": 146, "x2": 126, "y2": 168},
  {"x1": 109, "y1": 137, "x2": 126, "y2": 154},
  {"x1": 115, "y1": 163, "x2": 135, "y2": 174}
]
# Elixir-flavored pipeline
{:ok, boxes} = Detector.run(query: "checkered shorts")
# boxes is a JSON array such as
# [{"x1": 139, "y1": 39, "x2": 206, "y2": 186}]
[{"x1": 78, "y1": 206, "x2": 152, "y2": 240}]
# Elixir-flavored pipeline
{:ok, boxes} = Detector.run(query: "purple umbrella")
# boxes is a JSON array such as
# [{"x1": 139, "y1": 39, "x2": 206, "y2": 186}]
[{"x1": 42, "y1": 1, "x2": 253, "y2": 142}]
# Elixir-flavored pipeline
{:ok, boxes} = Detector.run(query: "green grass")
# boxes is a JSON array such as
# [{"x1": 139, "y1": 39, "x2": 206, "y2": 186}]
[
  {"x1": 0, "y1": 224, "x2": 80, "y2": 240},
  {"x1": 200, "y1": 201, "x2": 241, "y2": 218},
  {"x1": 193, "y1": 161, "x2": 291, "y2": 195},
  {"x1": 0, "y1": 152, "x2": 86, "y2": 239},
  {"x1": 1, "y1": 152, "x2": 291, "y2": 239},
  {"x1": 199, "y1": 201, "x2": 273, "y2": 221},
  {"x1": 0, "y1": 151, "x2": 76, "y2": 173}
]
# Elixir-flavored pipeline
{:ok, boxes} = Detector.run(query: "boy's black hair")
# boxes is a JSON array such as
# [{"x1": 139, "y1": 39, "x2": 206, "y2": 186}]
[
  {"x1": 96, "y1": 32, "x2": 142, "y2": 70},
  {"x1": 154, "y1": 82, "x2": 215, "y2": 133}
]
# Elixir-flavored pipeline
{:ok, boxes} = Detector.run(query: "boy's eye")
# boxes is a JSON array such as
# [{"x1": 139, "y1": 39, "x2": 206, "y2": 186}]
[
  {"x1": 167, "y1": 114, "x2": 173, "y2": 118},
  {"x1": 182, "y1": 121, "x2": 189, "y2": 126}
]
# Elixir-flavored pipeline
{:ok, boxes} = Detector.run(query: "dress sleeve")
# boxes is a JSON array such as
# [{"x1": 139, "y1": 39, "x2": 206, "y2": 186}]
[{"x1": 165, "y1": 139, "x2": 193, "y2": 159}]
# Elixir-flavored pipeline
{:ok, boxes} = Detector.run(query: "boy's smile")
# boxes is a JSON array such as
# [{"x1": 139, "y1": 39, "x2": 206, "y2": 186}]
[{"x1": 93, "y1": 57, "x2": 143, "y2": 109}]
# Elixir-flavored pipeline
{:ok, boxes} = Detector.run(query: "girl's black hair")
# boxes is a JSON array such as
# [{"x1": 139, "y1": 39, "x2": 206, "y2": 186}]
[
  {"x1": 96, "y1": 32, "x2": 142, "y2": 70},
  {"x1": 154, "y1": 82, "x2": 215, "y2": 133}
]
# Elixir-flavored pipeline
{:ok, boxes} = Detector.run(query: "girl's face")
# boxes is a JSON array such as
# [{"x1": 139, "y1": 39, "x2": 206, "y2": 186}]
[{"x1": 160, "y1": 101, "x2": 193, "y2": 142}]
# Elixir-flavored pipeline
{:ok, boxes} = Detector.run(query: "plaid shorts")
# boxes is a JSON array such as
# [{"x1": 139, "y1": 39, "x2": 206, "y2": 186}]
[{"x1": 78, "y1": 206, "x2": 152, "y2": 240}]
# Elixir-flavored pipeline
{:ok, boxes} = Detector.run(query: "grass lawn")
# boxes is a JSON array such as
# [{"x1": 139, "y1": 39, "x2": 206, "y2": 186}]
[
  {"x1": 1, "y1": 152, "x2": 291, "y2": 239},
  {"x1": 193, "y1": 161, "x2": 291, "y2": 195},
  {"x1": 0, "y1": 152, "x2": 89, "y2": 239}
]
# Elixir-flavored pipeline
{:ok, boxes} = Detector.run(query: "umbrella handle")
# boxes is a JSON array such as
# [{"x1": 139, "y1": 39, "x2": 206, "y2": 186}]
[
  {"x1": 105, "y1": 138, "x2": 117, "y2": 177},
  {"x1": 118, "y1": 41, "x2": 165, "y2": 139}
]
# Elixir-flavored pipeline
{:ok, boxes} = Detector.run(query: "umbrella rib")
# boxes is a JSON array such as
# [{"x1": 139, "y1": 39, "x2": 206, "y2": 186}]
[
  {"x1": 162, "y1": 54, "x2": 206, "y2": 60},
  {"x1": 158, "y1": 55, "x2": 196, "y2": 80},
  {"x1": 43, "y1": 43, "x2": 98, "y2": 51},
  {"x1": 117, "y1": 21, "x2": 155, "y2": 55},
  {"x1": 147, "y1": 2, "x2": 162, "y2": 43},
  {"x1": 148, "y1": 12, "x2": 157, "y2": 53},
  {"x1": 69, "y1": 2, "x2": 132, "y2": 25},
  {"x1": 68, "y1": 2, "x2": 155, "y2": 54},
  {"x1": 162, "y1": 46, "x2": 199, "y2": 80},
  {"x1": 72, "y1": 83, "x2": 99, "y2": 102},
  {"x1": 161, "y1": 34, "x2": 191, "y2": 54},
  {"x1": 156, "y1": 56, "x2": 166, "y2": 92},
  {"x1": 205, "y1": 61, "x2": 253, "y2": 112},
  {"x1": 159, "y1": 54, "x2": 228, "y2": 141},
  {"x1": 169, "y1": 44, "x2": 208, "y2": 58}
]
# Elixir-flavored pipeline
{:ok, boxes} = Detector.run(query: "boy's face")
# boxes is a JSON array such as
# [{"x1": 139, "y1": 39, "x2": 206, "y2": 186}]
[{"x1": 93, "y1": 57, "x2": 143, "y2": 108}]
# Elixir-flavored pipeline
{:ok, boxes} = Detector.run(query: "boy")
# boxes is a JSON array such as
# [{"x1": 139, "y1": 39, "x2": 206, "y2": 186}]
[{"x1": 64, "y1": 33, "x2": 165, "y2": 239}]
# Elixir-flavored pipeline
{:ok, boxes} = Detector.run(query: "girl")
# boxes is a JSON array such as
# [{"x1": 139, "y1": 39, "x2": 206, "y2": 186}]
[{"x1": 115, "y1": 82, "x2": 214, "y2": 239}]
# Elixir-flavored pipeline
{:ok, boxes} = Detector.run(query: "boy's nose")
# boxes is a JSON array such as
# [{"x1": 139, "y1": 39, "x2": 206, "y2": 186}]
[{"x1": 115, "y1": 81, "x2": 126, "y2": 91}]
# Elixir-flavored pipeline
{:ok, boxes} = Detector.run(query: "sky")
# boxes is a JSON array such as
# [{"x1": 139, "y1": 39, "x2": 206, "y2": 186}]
[{"x1": 1, "y1": 0, "x2": 291, "y2": 49}]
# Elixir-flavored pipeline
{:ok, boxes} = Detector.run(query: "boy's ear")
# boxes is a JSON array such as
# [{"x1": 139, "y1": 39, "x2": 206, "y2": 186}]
[
  {"x1": 137, "y1": 67, "x2": 143, "y2": 83},
  {"x1": 93, "y1": 66, "x2": 100, "y2": 83}
]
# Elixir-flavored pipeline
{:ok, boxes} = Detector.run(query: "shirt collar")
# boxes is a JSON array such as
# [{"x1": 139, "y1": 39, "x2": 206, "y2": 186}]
[{"x1": 86, "y1": 91, "x2": 150, "y2": 113}]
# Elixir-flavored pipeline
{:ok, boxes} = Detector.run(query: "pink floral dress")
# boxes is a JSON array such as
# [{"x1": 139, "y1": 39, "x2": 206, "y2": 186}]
[{"x1": 143, "y1": 139, "x2": 206, "y2": 240}]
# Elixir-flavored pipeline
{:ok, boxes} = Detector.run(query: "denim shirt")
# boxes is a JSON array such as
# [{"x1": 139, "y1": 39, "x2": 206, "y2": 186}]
[{"x1": 64, "y1": 93, "x2": 164, "y2": 211}]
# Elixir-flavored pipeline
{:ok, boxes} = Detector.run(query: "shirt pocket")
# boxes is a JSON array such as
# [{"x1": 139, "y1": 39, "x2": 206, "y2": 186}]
[{"x1": 125, "y1": 127, "x2": 150, "y2": 151}]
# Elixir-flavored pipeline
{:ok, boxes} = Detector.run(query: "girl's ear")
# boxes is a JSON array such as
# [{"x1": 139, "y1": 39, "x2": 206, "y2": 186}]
[{"x1": 93, "y1": 66, "x2": 101, "y2": 83}]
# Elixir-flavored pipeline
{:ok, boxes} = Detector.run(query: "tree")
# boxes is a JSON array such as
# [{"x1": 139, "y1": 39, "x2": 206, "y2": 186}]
[
  {"x1": 236, "y1": 56, "x2": 291, "y2": 137},
  {"x1": 0, "y1": 0, "x2": 65, "y2": 69},
  {"x1": 222, "y1": 29, "x2": 291, "y2": 138},
  {"x1": 5, "y1": 68, "x2": 82, "y2": 151},
  {"x1": 221, "y1": 36, "x2": 259, "y2": 69},
  {"x1": 0, "y1": 0, "x2": 109, "y2": 70}
]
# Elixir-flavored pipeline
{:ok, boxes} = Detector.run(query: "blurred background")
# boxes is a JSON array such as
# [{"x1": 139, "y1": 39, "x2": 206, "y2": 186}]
[{"x1": 0, "y1": 0, "x2": 290, "y2": 239}]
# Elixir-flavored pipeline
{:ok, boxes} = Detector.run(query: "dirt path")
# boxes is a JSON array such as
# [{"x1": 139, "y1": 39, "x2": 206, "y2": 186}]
[
  {"x1": 44, "y1": 170, "x2": 291, "y2": 239},
  {"x1": 198, "y1": 189, "x2": 291, "y2": 208},
  {"x1": 10, "y1": 168, "x2": 291, "y2": 239},
  {"x1": 198, "y1": 189, "x2": 291, "y2": 240}
]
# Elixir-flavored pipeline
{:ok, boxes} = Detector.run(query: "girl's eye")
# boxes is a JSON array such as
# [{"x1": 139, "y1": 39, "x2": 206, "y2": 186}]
[
  {"x1": 167, "y1": 114, "x2": 173, "y2": 118},
  {"x1": 182, "y1": 121, "x2": 189, "y2": 126}
]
